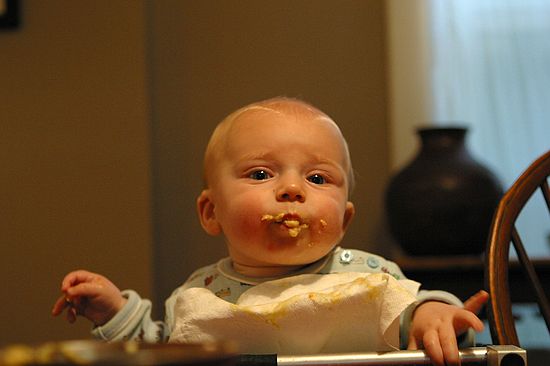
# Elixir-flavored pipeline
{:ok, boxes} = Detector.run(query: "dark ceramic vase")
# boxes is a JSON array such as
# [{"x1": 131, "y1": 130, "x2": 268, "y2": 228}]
[{"x1": 385, "y1": 127, "x2": 503, "y2": 256}]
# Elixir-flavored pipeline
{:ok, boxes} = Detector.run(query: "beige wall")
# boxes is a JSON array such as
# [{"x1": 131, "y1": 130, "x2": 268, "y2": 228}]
[
  {"x1": 0, "y1": 0, "x2": 392, "y2": 345},
  {"x1": 0, "y1": 1, "x2": 153, "y2": 344}
]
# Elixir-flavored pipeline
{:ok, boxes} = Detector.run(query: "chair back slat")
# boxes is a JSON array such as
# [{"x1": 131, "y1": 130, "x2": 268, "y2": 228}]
[
  {"x1": 511, "y1": 227, "x2": 550, "y2": 333},
  {"x1": 541, "y1": 180, "x2": 550, "y2": 211}
]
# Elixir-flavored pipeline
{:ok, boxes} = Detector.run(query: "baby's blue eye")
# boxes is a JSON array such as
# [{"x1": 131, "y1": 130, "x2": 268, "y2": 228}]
[
  {"x1": 249, "y1": 170, "x2": 271, "y2": 180},
  {"x1": 308, "y1": 174, "x2": 325, "y2": 185}
]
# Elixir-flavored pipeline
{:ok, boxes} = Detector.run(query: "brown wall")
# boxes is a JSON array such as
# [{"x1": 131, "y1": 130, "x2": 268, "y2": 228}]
[
  {"x1": 0, "y1": 0, "x2": 391, "y2": 344},
  {"x1": 0, "y1": 1, "x2": 153, "y2": 344}
]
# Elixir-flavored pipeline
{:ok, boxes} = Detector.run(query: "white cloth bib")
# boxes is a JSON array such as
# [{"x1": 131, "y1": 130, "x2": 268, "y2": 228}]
[{"x1": 169, "y1": 272, "x2": 419, "y2": 354}]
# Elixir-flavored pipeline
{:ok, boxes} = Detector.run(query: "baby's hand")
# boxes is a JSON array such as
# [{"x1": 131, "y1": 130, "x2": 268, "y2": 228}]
[
  {"x1": 51, "y1": 270, "x2": 127, "y2": 326},
  {"x1": 407, "y1": 290, "x2": 489, "y2": 366}
]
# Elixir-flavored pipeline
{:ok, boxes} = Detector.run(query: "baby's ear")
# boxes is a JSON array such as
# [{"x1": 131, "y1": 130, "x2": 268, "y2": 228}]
[
  {"x1": 197, "y1": 189, "x2": 222, "y2": 236},
  {"x1": 342, "y1": 201, "x2": 355, "y2": 231}
]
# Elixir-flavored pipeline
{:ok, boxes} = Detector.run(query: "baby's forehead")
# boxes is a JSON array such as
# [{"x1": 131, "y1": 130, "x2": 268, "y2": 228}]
[
  {"x1": 225, "y1": 104, "x2": 338, "y2": 136},
  {"x1": 216, "y1": 102, "x2": 349, "y2": 157}
]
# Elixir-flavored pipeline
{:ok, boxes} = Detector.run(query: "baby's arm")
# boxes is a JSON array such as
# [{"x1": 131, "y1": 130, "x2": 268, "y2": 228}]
[
  {"x1": 407, "y1": 290, "x2": 488, "y2": 366},
  {"x1": 52, "y1": 270, "x2": 169, "y2": 343}
]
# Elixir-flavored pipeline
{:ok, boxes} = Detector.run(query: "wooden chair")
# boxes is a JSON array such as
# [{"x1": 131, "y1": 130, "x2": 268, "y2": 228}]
[{"x1": 485, "y1": 149, "x2": 550, "y2": 346}]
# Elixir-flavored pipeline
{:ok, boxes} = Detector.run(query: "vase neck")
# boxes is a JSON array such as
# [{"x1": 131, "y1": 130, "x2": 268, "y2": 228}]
[{"x1": 418, "y1": 128, "x2": 467, "y2": 154}]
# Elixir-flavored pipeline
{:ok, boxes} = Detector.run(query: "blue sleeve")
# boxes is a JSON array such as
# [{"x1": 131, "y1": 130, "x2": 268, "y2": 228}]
[{"x1": 91, "y1": 290, "x2": 170, "y2": 343}]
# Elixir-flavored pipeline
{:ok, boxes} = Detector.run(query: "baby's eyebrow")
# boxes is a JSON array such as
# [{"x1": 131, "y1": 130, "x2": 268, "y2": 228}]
[
  {"x1": 312, "y1": 156, "x2": 346, "y2": 170},
  {"x1": 235, "y1": 152, "x2": 271, "y2": 164}
]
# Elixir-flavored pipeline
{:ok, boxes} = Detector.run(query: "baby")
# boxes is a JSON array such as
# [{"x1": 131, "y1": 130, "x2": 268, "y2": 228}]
[{"x1": 52, "y1": 97, "x2": 488, "y2": 366}]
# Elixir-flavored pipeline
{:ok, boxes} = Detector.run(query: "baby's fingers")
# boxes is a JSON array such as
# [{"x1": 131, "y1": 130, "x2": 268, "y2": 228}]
[
  {"x1": 407, "y1": 335, "x2": 419, "y2": 350},
  {"x1": 51, "y1": 295, "x2": 80, "y2": 324},
  {"x1": 64, "y1": 281, "x2": 104, "y2": 300},
  {"x1": 66, "y1": 305, "x2": 77, "y2": 323},
  {"x1": 51, "y1": 295, "x2": 70, "y2": 316},
  {"x1": 60, "y1": 270, "x2": 96, "y2": 292},
  {"x1": 439, "y1": 326, "x2": 460, "y2": 366},
  {"x1": 422, "y1": 330, "x2": 445, "y2": 366},
  {"x1": 453, "y1": 310, "x2": 485, "y2": 335},
  {"x1": 463, "y1": 290, "x2": 489, "y2": 315}
]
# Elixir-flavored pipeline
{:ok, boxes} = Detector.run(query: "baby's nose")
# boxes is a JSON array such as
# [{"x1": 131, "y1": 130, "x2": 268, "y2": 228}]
[{"x1": 276, "y1": 183, "x2": 306, "y2": 203}]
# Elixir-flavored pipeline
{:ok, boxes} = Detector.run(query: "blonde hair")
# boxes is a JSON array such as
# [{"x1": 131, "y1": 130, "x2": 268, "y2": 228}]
[{"x1": 202, "y1": 97, "x2": 355, "y2": 195}]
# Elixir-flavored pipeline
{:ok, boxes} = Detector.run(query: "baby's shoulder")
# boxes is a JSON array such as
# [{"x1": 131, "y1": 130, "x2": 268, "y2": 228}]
[{"x1": 322, "y1": 247, "x2": 405, "y2": 279}]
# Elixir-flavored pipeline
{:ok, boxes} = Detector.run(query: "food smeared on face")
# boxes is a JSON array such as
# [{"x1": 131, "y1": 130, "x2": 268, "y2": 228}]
[
  {"x1": 261, "y1": 213, "x2": 285, "y2": 222},
  {"x1": 261, "y1": 213, "x2": 310, "y2": 237}
]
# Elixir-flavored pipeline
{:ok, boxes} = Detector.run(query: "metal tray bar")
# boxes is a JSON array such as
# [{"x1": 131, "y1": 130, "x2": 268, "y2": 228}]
[{"x1": 272, "y1": 346, "x2": 527, "y2": 366}]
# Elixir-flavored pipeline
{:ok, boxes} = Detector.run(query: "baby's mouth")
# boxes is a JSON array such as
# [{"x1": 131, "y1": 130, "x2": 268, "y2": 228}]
[{"x1": 261, "y1": 212, "x2": 309, "y2": 238}]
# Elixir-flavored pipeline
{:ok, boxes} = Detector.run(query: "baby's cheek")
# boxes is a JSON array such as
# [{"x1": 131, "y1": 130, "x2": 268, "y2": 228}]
[
  {"x1": 237, "y1": 216, "x2": 263, "y2": 237},
  {"x1": 223, "y1": 205, "x2": 264, "y2": 237},
  {"x1": 316, "y1": 207, "x2": 347, "y2": 236}
]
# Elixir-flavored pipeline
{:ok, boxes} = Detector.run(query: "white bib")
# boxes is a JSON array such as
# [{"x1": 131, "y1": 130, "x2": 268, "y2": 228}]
[{"x1": 169, "y1": 272, "x2": 419, "y2": 354}]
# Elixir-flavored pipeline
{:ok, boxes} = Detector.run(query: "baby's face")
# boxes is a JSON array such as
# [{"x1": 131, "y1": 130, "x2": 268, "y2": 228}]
[{"x1": 200, "y1": 108, "x2": 354, "y2": 276}]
